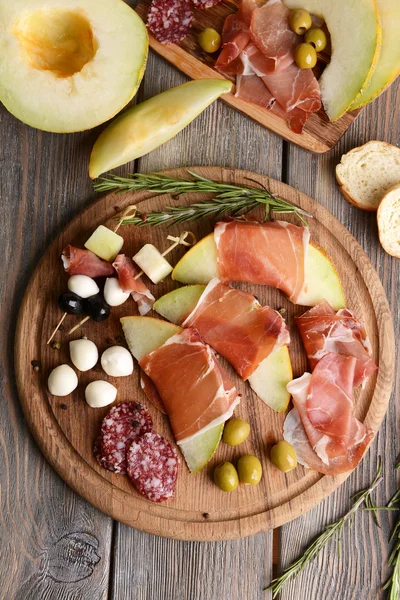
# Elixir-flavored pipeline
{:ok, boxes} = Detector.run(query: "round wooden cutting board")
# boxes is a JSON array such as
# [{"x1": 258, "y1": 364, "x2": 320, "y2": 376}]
[{"x1": 15, "y1": 167, "x2": 395, "y2": 541}]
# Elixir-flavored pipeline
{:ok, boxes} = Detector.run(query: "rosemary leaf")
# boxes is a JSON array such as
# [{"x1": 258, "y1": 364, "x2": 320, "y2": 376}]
[
  {"x1": 93, "y1": 171, "x2": 310, "y2": 226},
  {"x1": 383, "y1": 462, "x2": 400, "y2": 600},
  {"x1": 265, "y1": 458, "x2": 383, "y2": 598}
]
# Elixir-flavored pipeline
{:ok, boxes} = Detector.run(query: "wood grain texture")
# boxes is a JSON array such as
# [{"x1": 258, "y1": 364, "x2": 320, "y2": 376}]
[{"x1": 135, "y1": 0, "x2": 359, "y2": 153}]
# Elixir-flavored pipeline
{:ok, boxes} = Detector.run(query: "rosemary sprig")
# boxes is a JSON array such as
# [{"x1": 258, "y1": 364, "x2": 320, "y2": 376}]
[
  {"x1": 383, "y1": 459, "x2": 400, "y2": 600},
  {"x1": 93, "y1": 171, "x2": 310, "y2": 226},
  {"x1": 265, "y1": 459, "x2": 383, "y2": 598}
]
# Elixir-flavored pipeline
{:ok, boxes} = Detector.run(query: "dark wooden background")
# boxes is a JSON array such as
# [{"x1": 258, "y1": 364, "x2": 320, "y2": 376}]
[{"x1": 1, "y1": 4, "x2": 399, "y2": 598}]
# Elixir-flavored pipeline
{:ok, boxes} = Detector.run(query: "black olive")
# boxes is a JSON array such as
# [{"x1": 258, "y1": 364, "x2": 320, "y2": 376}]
[
  {"x1": 58, "y1": 292, "x2": 84, "y2": 315},
  {"x1": 83, "y1": 294, "x2": 110, "y2": 322}
]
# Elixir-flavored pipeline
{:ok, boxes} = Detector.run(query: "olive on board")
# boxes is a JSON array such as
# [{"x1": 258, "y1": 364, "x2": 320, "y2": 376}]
[
  {"x1": 237, "y1": 455, "x2": 263, "y2": 485},
  {"x1": 214, "y1": 462, "x2": 239, "y2": 492},
  {"x1": 294, "y1": 43, "x2": 317, "y2": 69},
  {"x1": 198, "y1": 28, "x2": 222, "y2": 53},
  {"x1": 270, "y1": 441, "x2": 298, "y2": 473},
  {"x1": 305, "y1": 28, "x2": 327, "y2": 52},
  {"x1": 223, "y1": 418, "x2": 250, "y2": 446},
  {"x1": 289, "y1": 9, "x2": 312, "y2": 35}
]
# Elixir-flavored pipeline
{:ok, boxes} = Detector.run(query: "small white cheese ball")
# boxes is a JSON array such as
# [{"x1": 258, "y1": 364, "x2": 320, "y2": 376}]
[
  {"x1": 69, "y1": 339, "x2": 99, "y2": 372},
  {"x1": 85, "y1": 380, "x2": 117, "y2": 408},
  {"x1": 101, "y1": 346, "x2": 134, "y2": 377},
  {"x1": 67, "y1": 275, "x2": 99, "y2": 299},
  {"x1": 48, "y1": 364, "x2": 78, "y2": 396},
  {"x1": 104, "y1": 277, "x2": 130, "y2": 307}
]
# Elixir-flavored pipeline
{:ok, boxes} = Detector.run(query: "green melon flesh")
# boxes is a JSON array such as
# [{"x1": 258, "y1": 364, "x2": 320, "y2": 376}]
[
  {"x1": 120, "y1": 315, "x2": 223, "y2": 472},
  {"x1": 171, "y1": 233, "x2": 345, "y2": 309},
  {"x1": 247, "y1": 347, "x2": 292, "y2": 413},
  {"x1": 84, "y1": 225, "x2": 124, "y2": 262},
  {"x1": 284, "y1": 0, "x2": 381, "y2": 120},
  {"x1": 350, "y1": 0, "x2": 400, "y2": 109},
  {"x1": 153, "y1": 285, "x2": 206, "y2": 324},
  {"x1": 89, "y1": 79, "x2": 233, "y2": 178},
  {"x1": 0, "y1": 0, "x2": 148, "y2": 132}
]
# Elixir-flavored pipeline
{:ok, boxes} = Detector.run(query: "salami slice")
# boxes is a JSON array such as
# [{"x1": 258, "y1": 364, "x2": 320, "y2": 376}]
[
  {"x1": 192, "y1": 0, "x2": 223, "y2": 8},
  {"x1": 93, "y1": 437, "x2": 119, "y2": 473},
  {"x1": 127, "y1": 433, "x2": 179, "y2": 503},
  {"x1": 100, "y1": 402, "x2": 153, "y2": 474},
  {"x1": 147, "y1": 0, "x2": 194, "y2": 44}
]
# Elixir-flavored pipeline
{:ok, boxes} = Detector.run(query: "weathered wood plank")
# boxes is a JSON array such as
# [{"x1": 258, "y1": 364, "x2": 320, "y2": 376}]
[
  {"x1": 0, "y1": 109, "x2": 113, "y2": 599},
  {"x1": 279, "y1": 83, "x2": 400, "y2": 600},
  {"x1": 109, "y1": 48, "x2": 283, "y2": 599}
]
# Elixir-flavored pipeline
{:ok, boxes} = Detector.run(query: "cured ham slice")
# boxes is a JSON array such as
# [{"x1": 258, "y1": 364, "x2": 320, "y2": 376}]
[
  {"x1": 113, "y1": 254, "x2": 155, "y2": 315},
  {"x1": 139, "y1": 369, "x2": 166, "y2": 414},
  {"x1": 236, "y1": 73, "x2": 276, "y2": 110},
  {"x1": 215, "y1": 0, "x2": 256, "y2": 74},
  {"x1": 250, "y1": 0, "x2": 300, "y2": 73},
  {"x1": 296, "y1": 300, "x2": 377, "y2": 387},
  {"x1": 62, "y1": 245, "x2": 114, "y2": 278},
  {"x1": 214, "y1": 219, "x2": 310, "y2": 303},
  {"x1": 261, "y1": 63, "x2": 321, "y2": 114},
  {"x1": 183, "y1": 278, "x2": 290, "y2": 379},
  {"x1": 139, "y1": 328, "x2": 240, "y2": 443},
  {"x1": 286, "y1": 353, "x2": 374, "y2": 475}
]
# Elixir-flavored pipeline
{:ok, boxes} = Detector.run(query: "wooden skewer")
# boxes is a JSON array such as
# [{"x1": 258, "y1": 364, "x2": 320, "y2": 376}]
[
  {"x1": 46, "y1": 313, "x2": 67, "y2": 345},
  {"x1": 67, "y1": 315, "x2": 91, "y2": 335}
]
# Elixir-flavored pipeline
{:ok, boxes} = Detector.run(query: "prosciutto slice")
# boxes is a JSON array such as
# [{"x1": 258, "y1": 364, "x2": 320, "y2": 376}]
[
  {"x1": 112, "y1": 254, "x2": 155, "y2": 315},
  {"x1": 214, "y1": 219, "x2": 310, "y2": 303},
  {"x1": 183, "y1": 278, "x2": 290, "y2": 379},
  {"x1": 296, "y1": 301, "x2": 377, "y2": 387},
  {"x1": 62, "y1": 245, "x2": 114, "y2": 278},
  {"x1": 250, "y1": 0, "x2": 300, "y2": 73},
  {"x1": 215, "y1": 0, "x2": 256, "y2": 74},
  {"x1": 286, "y1": 353, "x2": 374, "y2": 475},
  {"x1": 139, "y1": 328, "x2": 240, "y2": 443}
]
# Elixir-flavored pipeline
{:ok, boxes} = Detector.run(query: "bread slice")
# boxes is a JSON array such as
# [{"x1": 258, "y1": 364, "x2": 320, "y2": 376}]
[
  {"x1": 377, "y1": 184, "x2": 400, "y2": 257},
  {"x1": 336, "y1": 141, "x2": 400, "y2": 211}
]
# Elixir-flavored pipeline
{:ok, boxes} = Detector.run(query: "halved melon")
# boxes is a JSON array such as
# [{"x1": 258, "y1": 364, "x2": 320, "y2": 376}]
[
  {"x1": 350, "y1": 0, "x2": 400, "y2": 109},
  {"x1": 284, "y1": 0, "x2": 381, "y2": 120},
  {"x1": 121, "y1": 315, "x2": 223, "y2": 473},
  {"x1": 153, "y1": 285, "x2": 293, "y2": 412},
  {"x1": 0, "y1": 0, "x2": 148, "y2": 132},
  {"x1": 171, "y1": 233, "x2": 345, "y2": 310}
]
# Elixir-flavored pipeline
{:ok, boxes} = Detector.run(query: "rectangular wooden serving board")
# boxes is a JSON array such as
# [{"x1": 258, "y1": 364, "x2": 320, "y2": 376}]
[{"x1": 135, "y1": 0, "x2": 360, "y2": 153}]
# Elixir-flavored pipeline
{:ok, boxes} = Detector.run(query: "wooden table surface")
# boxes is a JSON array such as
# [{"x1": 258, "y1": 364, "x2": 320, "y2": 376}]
[{"x1": 1, "y1": 5, "x2": 399, "y2": 597}]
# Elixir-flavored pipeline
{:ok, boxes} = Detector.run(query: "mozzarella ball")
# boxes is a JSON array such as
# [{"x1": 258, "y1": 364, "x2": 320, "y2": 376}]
[
  {"x1": 67, "y1": 275, "x2": 99, "y2": 299},
  {"x1": 101, "y1": 346, "x2": 134, "y2": 377},
  {"x1": 69, "y1": 339, "x2": 99, "y2": 372},
  {"x1": 48, "y1": 365, "x2": 78, "y2": 396},
  {"x1": 104, "y1": 277, "x2": 130, "y2": 307},
  {"x1": 85, "y1": 380, "x2": 117, "y2": 408}
]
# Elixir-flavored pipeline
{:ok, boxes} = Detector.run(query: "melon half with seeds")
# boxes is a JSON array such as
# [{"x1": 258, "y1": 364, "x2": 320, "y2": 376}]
[{"x1": 0, "y1": 0, "x2": 148, "y2": 132}]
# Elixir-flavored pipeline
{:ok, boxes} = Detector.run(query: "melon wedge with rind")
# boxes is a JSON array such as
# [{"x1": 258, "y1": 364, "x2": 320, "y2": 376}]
[
  {"x1": 0, "y1": 0, "x2": 148, "y2": 133},
  {"x1": 349, "y1": 0, "x2": 400, "y2": 109},
  {"x1": 89, "y1": 79, "x2": 233, "y2": 178},
  {"x1": 121, "y1": 315, "x2": 224, "y2": 473},
  {"x1": 284, "y1": 0, "x2": 381, "y2": 121},
  {"x1": 154, "y1": 285, "x2": 294, "y2": 413},
  {"x1": 171, "y1": 233, "x2": 345, "y2": 310},
  {"x1": 153, "y1": 285, "x2": 206, "y2": 324},
  {"x1": 247, "y1": 347, "x2": 293, "y2": 413}
]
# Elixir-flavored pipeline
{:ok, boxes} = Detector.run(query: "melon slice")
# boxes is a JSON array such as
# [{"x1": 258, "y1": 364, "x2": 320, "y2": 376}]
[
  {"x1": 349, "y1": 0, "x2": 400, "y2": 109},
  {"x1": 0, "y1": 0, "x2": 148, "y2": 132},
  {"x1": 171, "y1": 233, "x2": 345, "y2": 310},
  {"x1": 121, "y1": 315, "x2": 223, "y2": 472},
  {"x1": 153, "y1": 285, "x2": 293, "y2": 412},
  {"x1": 284, "y1": 0, "x2": 381, "y2": 120},
  {"x1": 89, "y1": 79, "x2": 233, "y2": 178}
]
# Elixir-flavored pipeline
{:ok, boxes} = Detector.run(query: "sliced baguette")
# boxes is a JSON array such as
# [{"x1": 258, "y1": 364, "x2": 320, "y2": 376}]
[
  {"x1": 336, "y1": 141, "x2": 400, "y2": 211},
  {"x1": 377, "y1": 183, "x2": 400, "y2": 257}
]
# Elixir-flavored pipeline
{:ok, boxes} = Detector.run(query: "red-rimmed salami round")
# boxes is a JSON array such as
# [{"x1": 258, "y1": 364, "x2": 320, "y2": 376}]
[
  {"x1": 99, "y1": 402, "x2": 153, "y2": 474},
  {"x1": 147, "y1": 0, "x2": 194, "y2": 45},
  {"x1": 127, "y1": 433, "x2": 179, "y2": 503},
  {"x1": 93, "y1": 436, "x2": 119, "y2": 473},
  {"x1": 192, "y1": 0, "x2": 223, "y2": 8}
]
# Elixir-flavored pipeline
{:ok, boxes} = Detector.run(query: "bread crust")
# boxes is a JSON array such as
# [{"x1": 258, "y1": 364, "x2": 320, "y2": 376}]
[{"x1": 377, "y1": 183, "x2": 400, "y2": 258}]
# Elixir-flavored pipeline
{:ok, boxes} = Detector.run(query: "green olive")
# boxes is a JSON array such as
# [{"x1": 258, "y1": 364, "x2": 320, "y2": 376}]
[
  {"x1": 214, "y1": 462, "x2": 239, "y2": 492},
  {"x1": 270, "y1": 441, "x2": 298, "y2": 473},
  {"x1": 223, "y1": 418, "x2": 250, "y2": 446},
  {"x1": 289, "y1": 9, "x2": 312, "y2": 35},
  {"x1": 305, "y1": 28, "x2": 327, "y2": 52},
  {"x1": 198, "y1": 28, "x2": 222, "y2": 53},
  {"x1": 237, "y1": 455, "x2": 262, "y2": 485},
  {"x1": 294, "y1": 43, "x2": 317, "y2": 69}
]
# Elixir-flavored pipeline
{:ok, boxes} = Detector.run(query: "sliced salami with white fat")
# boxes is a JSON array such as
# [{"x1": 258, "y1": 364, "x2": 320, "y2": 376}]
[
  {"x1": 99, "y1": 402, "x2": 153, "y2": 474},
  {"x1": 147, "y1": 0, "x2": 194, "y2": 44},
  {"x1": 127, "y1": 432, "x2": 179, "y2": 502},
  {"x1": 192, "y1": 0, "x2": 223, "y2": 8}
]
